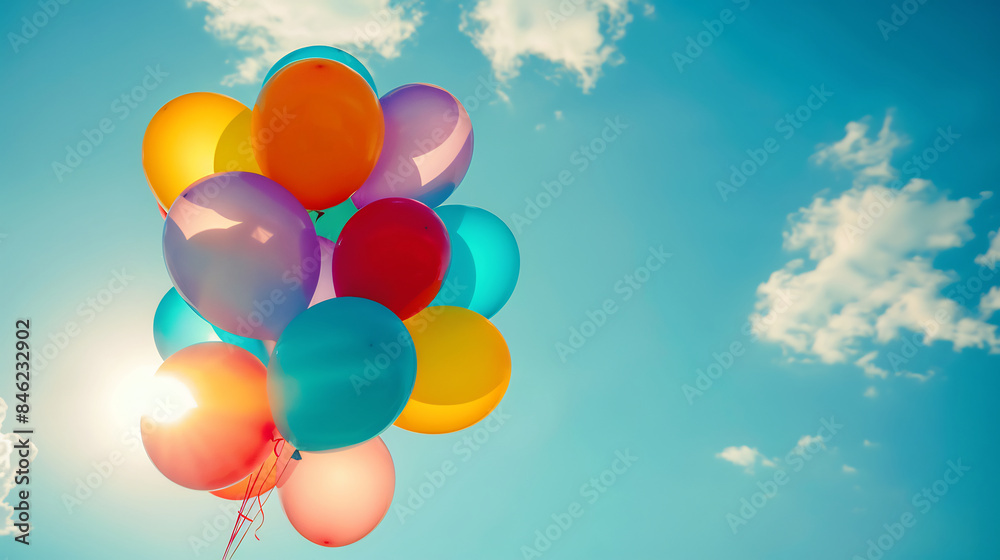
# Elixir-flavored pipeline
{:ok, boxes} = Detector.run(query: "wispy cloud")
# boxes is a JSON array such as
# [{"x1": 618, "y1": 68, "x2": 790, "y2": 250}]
[
  {"x1": 187, "y1": 0, "x2": 423, "y2": 85},
  {"x1": 716, "y1": 445, "x2": 775, "y2": 474},
  {"x1": 460, "y1": 0, "x2": 645, "y2": 94},
  {"x1": 975, "y1": 228, "x2": 1000, "y2": 271}
]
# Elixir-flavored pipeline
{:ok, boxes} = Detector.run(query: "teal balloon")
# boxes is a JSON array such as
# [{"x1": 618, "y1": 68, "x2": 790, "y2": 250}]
[
  {"x1": 268, "y1": 297, "x2": 416, "y2": 452},
  {"x1": 152, "y1": 288, "x2": 269, "y2": 364},
  {"x1": 263, "y1": 46, "x2": 377, "y2": 95},
  {"x1": 430, "y1": 205, "x2": 519, "y2": 318}
]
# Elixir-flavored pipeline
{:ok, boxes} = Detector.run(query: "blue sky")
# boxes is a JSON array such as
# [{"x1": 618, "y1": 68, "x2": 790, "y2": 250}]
[{"x1": 2, "y1": 0, "x2": 999, "y2": 558}]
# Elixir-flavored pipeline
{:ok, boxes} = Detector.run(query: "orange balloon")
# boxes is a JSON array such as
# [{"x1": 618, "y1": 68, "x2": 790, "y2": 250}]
[
  {"x1": 210, "y1": 437, "x2": 297, "y2": 500},
  {"x1": 278, "y1": 437, "x2": 395, "y2": 547},
  {"x1": 252, "y1": 59, "x2": 384, "y2": 210},
  {"x1": 142, "y1": 92, "x2": 248, "y2": 210},
  {"x1": 141, "y1": 342, "x2": 274, "y2": 491}
]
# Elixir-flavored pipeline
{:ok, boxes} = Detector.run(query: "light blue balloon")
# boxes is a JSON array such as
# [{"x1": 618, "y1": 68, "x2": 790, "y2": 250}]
[
  {"x1": 430, "y1": 206, "x2": 520, "y2": 318},
  {"x1": 152, "y1": 288, "x2": 270, "y2": 364},
  {"x1": 267, "y1": 297, "x2": 416, "y2": 452},
  {"x1": 263, "y1": 46, "x2": 377, "y2": 95}
]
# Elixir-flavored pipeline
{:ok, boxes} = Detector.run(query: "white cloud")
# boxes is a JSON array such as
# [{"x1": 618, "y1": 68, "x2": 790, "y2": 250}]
[
  {"x1": 751, "y1": 114, "x2": 999, "y2": 377},
  {"x1": 976, "y1": 229, "x2": 1000, "y2": 271},
  {"x1": 981, "y1": 286, "x2": 1000, "y2": 318},
  {"x1": 900, "y1": 369, "x2": 936, "y2": 383},
  {"x1": 460, "y1": 0, "x2": 640, "y2": 93},
  {"x1": 554, "y1": 110, "x2": 564, "y2": 120},
  {"x1": 863, "y1": 439, "x2": 878, "y2": 448},
  {"x1": 863, "y1": 386, "x2": 878, "y2": 398},
  {"x1": 188, "y1": 0, "x2": 424, "y2": 85},
  {"x1": 843, "y1": 464, "x2": 858, "y2": 474},
  {"x1": 1, "y1": 398, "x2": 38, "y2": 535},
  {"x1": 812, "y1": 115, "x2": 906, "y2": 183},
  {"x1": 792, "y1": 434, "x2": 826, "y2": 455},
  {"x1": 716, "y1": 445, "x2": 773, "y2": 473},
  {"x1": 856, "y1": 351, "x2": 888, "y2": 379}
]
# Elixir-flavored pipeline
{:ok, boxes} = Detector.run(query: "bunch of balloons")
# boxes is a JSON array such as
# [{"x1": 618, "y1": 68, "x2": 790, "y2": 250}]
[{"x1": 139, "y1": 46, "x2": 519, "y2": 550}]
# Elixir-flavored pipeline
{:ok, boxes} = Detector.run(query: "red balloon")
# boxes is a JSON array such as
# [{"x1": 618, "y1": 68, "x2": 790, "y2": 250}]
[{"x1": 332, "y1": 198, "x2": 450, "y2": 319}]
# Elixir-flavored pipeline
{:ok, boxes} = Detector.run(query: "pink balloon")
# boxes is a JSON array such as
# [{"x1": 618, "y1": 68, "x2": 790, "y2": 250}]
[
  {"x1": 278, "y1": 437, "x2": 395, "y2": 547},
  {"x1": 351, "y1": 83, "x2": 473, "y2": 209},
  {"x1": 307, "y1": 237, "x2": 336, "y2": 307}
]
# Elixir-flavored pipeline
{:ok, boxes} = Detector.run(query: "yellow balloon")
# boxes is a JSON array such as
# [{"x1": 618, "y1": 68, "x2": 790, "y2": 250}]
[
  {"x1": 395, "y1": 306, "x2": 511, "y2": 434},
  {"x1": 142, "y1": 92, "x2": 248, "y2": 209},
  {"x1": 214, "y1": 108, "x2": 261, "y2": 174}
]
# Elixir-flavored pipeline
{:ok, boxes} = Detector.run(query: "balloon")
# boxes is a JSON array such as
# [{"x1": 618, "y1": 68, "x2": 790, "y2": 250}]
[
  {"x1": 211, "y1": 437, "x2": 297, "y2": 500},
  {"x1": 263, "y1": 46, "x2": 377, "y2": 95},
  {"x1": 153, "y1": 287, "x2": 269, "y2": 363},
  {"x1": 141, "y1": 342, "x2": 274, "y2": 491},
  {"x1": 157, "y1": 203, "x2": 167, "y2": 220},
  {"x1": 309, "y1": 198, "x2": 357, "y2": 243},
  {"x1": 268, "y1": 297, "x2": 416, "y2": 451},
  {"x1": 278, "y1": 437, "x2": 395, "y2": 547},
  {"x1": 332, "y1": 198, "x2": 450, "y2": 320},
  {"x1": 252, "y1": 59, "x2": 384, "y2": 210},
  {"x1": 143, "y1": 92, "x2": 248, "y2": 210},
  {"x1": 395, "y1": 306, "x2": 510, "y2": 434},
  {"x1": 163, "y1": 172, "x2": 320, "y2": 340},
  {"x1": 429, "y1": 205, "x2": 519, "y2": 318},
  {"x1": 308, "y1": 237, "x2": 336, "y2": 307},
  {"x1": 352, "y1": 84, "x2": 473, "y2": 209},
  {"x1": 214, "y1": 109, "x2": 261, "y2": 174}
]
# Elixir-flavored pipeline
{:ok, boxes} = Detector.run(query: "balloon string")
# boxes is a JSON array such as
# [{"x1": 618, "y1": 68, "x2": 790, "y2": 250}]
[
  {"x1": 224, "y1": 435, "x2": 283, "y2": 560},
  {"x1": 254, "y1": 491, "x2": 266, "y2": 541},
  {"x1": 223, "y1": 466, "x2": 260, "y2": 560},
  {"x1": 228, "y1": 465, "x2": 285, "y2": 558},
  {"x1": 226, "y1": 437, "x2": 290, "y2": 560}
]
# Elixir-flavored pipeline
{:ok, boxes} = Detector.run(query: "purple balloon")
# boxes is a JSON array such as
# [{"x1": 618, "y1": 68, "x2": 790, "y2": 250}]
[
  {"x1": 351, "y1": 83, "x2": 473, "y2": 209},
  {"x1": 163, "y1": 172, "x2": 321, "y2": 340}
]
